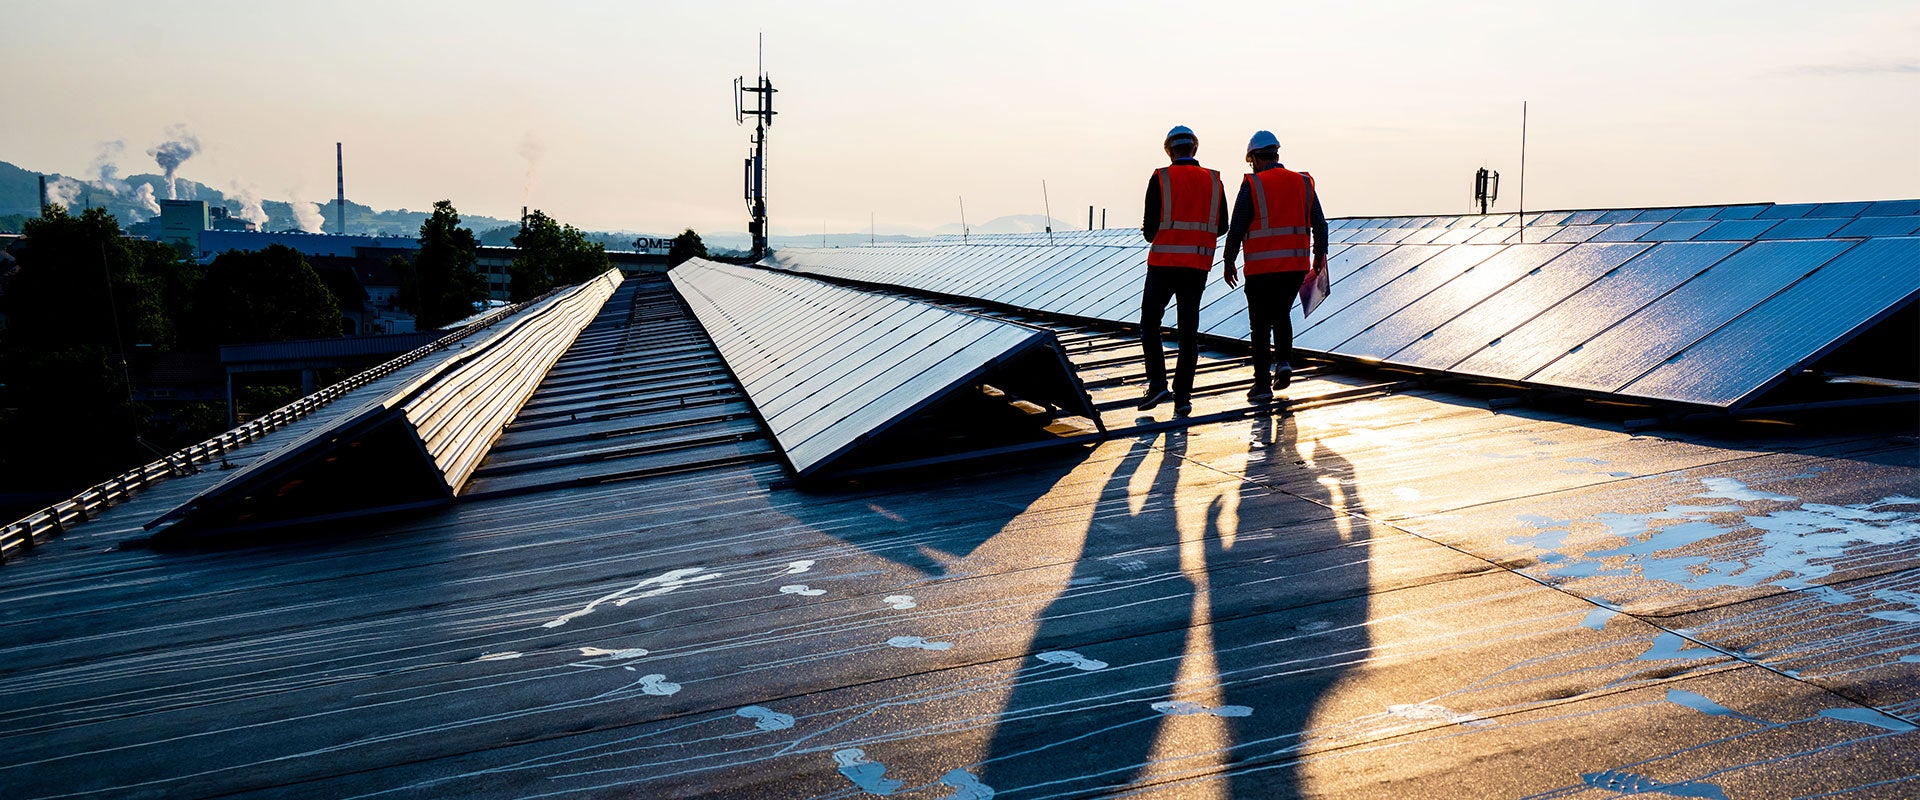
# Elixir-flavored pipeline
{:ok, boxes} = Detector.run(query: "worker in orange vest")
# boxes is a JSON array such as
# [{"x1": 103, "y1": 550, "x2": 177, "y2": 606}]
[
  {"x1": 1223, "y1": 130, "x2": 1328, "y2": 404},
  {"x1": 1138, "y1": 125, "x2": 1229, "y2": 416}
]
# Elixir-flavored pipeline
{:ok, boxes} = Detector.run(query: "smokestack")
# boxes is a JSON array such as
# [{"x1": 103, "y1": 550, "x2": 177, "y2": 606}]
[
  {"x1": 335, "y1": 142, "x2": 346, "y2": 235},
  {"x1": 38, "y1": 175, "x2": 48, "y2": 212}
]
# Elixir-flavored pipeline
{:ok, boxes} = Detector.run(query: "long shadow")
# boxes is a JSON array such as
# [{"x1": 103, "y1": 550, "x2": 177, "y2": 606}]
[
  {"x1": 977, "y1": 425, "x2": 1189, "y2": 794},
  {"x1": 1207, "y1": 412, "x2": 1371, "y2": 797},
  {"x1": 976, "y1": 411, "x2": 1375, "y2": 797}
]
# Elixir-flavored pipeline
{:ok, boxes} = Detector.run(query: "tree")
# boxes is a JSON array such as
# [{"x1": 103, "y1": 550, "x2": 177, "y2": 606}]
[
  {"x1": 0, "y1": 206, "x2": 178, "y2": 488},
  {"x1": 187, "y1": 244, "x2": 341, "y2": 347},
  {"x1": 668, "y1": 228, "x2": 708, "y2": 266},
  {"x1": 508, "y1": 209, "x2": 610, "y2": 302},
  {"x1": 404, "y1": 200, "x2": 487, "y2": 329}
]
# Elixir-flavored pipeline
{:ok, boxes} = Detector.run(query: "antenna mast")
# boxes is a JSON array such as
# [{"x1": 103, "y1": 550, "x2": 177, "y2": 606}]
[{"x1": 736, "y1": 34, "x2": 778, "y2": 259}]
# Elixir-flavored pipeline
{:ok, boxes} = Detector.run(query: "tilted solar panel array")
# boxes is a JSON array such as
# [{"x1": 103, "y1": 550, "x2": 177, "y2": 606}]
[
  {"x1": 670, "y1": 258, "x2": 1095, "y2": 478},
  {"x1": 767, "y1": 200, "x2": 1919, "y2": 409}
]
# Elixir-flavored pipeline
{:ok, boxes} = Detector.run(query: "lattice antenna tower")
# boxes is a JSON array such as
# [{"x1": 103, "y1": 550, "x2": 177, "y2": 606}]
[{"x1": 736, "y1": 34, "x2": 778, "y2": 259}]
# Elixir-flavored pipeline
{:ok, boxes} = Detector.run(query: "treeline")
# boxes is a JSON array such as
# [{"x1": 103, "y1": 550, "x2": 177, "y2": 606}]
[{"x1": 0, "y1": 200, "x2": 613, "y2": 512}]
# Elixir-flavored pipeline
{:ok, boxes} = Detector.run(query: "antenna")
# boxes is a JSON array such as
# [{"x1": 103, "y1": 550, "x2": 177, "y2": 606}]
[
  {"x1": 959, "y1": 196, "x2": 969, "y2": 244},
  {"x1": 1474, "y1": 167, "x2": 1500, "y2": 216},
  {"x1": 735, "y1": 38, "x2": 778, "y2": 259},
  {"x1": 1518, "y1": 100, "x2": 1529, "y2": 244},
  {"x1": 1041, "y1": 180, "x2": 1054, "y2": 245}
]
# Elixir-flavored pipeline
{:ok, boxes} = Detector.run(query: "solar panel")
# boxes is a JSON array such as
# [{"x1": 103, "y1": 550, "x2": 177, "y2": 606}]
[
  {"x1": 1670, "y1": 206, "x2": 1723, "y2": 221},
  {"x1": 672, "y1": 259, "x2": 1096, "y2": 478},
  {"x1": 1698, "y1": 219, "x2": 1779, "y2": 240},
  {"x1": 1340, "y1": 244, "x2": 1574, "y2": 362},
  {"x1": 1619, "y1": 237, "x2": 1920, "y2": 406},
  {"x1": 1836, "y1": 216, "x2": 1920, "y2": 237},
  {"x1": 1760, "y1": 218, "x2": 1848, "y2": 239},
  {"x1": 1298, "y1": 244, "x2": 1502, "y2": 352},
  {"x1": 1389, "y1": 242, "x2": 1651, "y2": 371},
  {"x1": 1640, "y1": 220, "x2": 1714, "y2": 241},
  {"x1": 1451, "y1": 241, "x2": 1742, "y2": 382},
  {"x1": 1589, "y1": 222, "x2": 1660, "y2": 242},
  {"x1": 1525, "y1": 239, "x2": 1857, "y2": 393}
]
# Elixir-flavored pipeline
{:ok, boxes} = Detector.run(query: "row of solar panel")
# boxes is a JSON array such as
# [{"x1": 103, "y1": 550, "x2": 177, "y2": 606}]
[
  {"x1": 671, "y1": 259, "x2": 1048, "y2": 476},
  {"x1": 818, "y1": 200, "x2": 1920, "y2": 251},
  {"x1": 766, "y1": 203, "x2": 1919, "y2": 409}
]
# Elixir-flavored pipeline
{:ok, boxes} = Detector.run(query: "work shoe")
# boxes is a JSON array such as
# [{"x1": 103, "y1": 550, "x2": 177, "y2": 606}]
[
  {"x1": 1247, "y1": 384, "x2": 1274, "y2": 404},
  {"x1": 1273, "y1": 363, "x2": 1294, "y2": 391},
  {"x1": 1136, "y1": 386, "x2": 1172, "y2": 411},
  {"x1": 1174, "y1": 397, "x2": 1194, "y2": 417}
]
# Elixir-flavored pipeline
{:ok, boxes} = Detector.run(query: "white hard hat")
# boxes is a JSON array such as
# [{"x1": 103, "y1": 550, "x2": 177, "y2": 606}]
[
  {"x1": 1246, "y1": 130, "x2": 1281, "y2": 154},
  {"x1": 1165, "y1": 125, "x2": 1198, "y2": 147}
]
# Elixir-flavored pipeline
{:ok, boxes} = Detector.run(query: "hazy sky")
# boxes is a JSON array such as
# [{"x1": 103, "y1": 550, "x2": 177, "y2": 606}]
[{"x1": 7, "y1": 1, "x2": 1916, "y2": 235}]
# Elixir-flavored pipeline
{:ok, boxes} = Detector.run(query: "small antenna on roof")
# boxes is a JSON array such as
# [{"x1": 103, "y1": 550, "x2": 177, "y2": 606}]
[
  {"x1": 959, "y1": 196, "x2": 969, "y2": 244},
  {"x1": 1041, "y1": 180, "x2": 1054, "y2": 245}
]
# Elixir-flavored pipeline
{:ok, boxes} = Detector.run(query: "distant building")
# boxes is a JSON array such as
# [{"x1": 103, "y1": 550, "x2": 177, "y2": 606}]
[
  {"x1": 207, "y1": 207, "x2": 257, "y2": 233},
  {"x1": 475, "y1": 246, "x2": 516, "y2": 301},
  {"x1": 195, "y1": 230, "x2": 418, "y2": 261},
  {"x1": 157, "y1": 199, "x2": 209, "y2": 253}
]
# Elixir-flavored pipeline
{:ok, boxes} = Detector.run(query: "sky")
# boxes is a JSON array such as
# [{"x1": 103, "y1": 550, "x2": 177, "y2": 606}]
[{"x1": 6, "y1": 1, "x2": 1916, "y2": 236}]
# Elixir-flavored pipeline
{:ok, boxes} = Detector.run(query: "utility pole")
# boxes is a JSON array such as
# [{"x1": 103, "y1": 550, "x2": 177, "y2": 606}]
[{"x1": 735, "y1": 35, "x2": 777, "y2": 259}]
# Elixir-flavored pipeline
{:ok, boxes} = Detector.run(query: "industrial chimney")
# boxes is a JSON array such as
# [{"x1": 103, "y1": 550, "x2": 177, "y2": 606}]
[
  {"x1": 335, "y1": 142, "x2": 346, "y2": 235},
  {"x1": 37, "y1": 175, "x2": 48, "y2": 212}
]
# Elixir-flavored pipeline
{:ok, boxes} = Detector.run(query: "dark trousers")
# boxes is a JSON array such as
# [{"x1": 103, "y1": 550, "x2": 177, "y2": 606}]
[
  {"x1": 1141, "y1": 266, "x2": 1207, "y2": 398},
  {"x1": 1246, "y1": 270, "x2": 1308, "y2": 379}
]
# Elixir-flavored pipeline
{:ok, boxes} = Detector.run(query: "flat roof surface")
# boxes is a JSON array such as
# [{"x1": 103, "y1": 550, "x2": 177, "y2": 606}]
[{"x1": 1, "y1": 277, "x2": 1916, "y2": 798}]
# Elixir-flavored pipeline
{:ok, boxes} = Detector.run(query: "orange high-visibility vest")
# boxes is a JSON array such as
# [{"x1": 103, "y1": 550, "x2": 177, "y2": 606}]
[
  {"x1": 1243, "y1": 168, "x2": 1316, "y2": 275},
  {"x1": 1147, "y1": 165, "x2": 1223, "y2": 269}
]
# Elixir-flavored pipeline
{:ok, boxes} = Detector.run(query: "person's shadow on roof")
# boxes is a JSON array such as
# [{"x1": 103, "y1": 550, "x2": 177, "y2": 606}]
[{"x1": 975, "y1": 412, "x2": 1373, "y2": 797}]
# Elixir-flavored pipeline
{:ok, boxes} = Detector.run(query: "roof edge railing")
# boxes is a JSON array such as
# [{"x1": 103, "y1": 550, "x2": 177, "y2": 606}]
[{"x1": 0, "y1": 298, "x2": 531, "y2": 565}]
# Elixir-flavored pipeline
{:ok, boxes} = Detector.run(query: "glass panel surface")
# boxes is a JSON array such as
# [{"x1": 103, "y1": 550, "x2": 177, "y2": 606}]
[
  {"x1": 1756, "y1": 203, "x2": 1818, "y2": 220},
  {"x1": 1835, "y1": 216, "x2": 1920, "y2": 237},
  {"x1": 1758, "y1": 218, "x2": 1847, "y2": 239},
  {"x1": 1342, "y1": 243, "x2": 1573, "y2": 362},
  {"x1": 1630, "y1": 208, "x2": 1680, "y2": 223},
  {"x1": 1698, "y1": 219, "x2": 1780, "y2": 240},
  {"x1": 1525, "y1": 239, "x2": 1855, "y2": 393},
  {"x1": 1296, "y1": 245, "x2": 1502, "y2": 351},
  {"x1": 1712, "y1": 204, "x2": 1769, "y2": 220},
  {"x1": 1863, "y1": 199, "x2": 1920, "y2": 217},
  {"x1": 1620, "y1": 238, "x2": 1920, "y2": 407},
  {"x1": 1641, "y1": 221, "x2": 1714, "y2": 241},
  {"x1": 1393, "y1": 242, "x2": 1652, "y2": 371},
  {"x1": 1590, "y1": 223, "x2": 1659, "y2": 242},
  {"x1": 1452, "y1": 241, "x2": 1742, "y2": 381},
  {"x1": 1670, "y1": 206, "x2": 1723, "y2": 221}
]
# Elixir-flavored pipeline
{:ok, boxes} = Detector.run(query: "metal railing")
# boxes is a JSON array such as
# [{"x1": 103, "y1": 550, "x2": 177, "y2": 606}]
[{"x1": 0, "y1": 302, "x2": 525, "y2": 565}]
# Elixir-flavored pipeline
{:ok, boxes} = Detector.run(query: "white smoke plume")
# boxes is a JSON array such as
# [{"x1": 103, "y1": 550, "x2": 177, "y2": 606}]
[
  {"x1": 88, "y1": 140, "x2": 128, "y2": 196},
  {"x1": 45, "y1": 176, "x2": 85, "y2": 208},
  {"x1": 518, "y1": 131, "x2": 545, "y2": 207},
  {"x1": 147, "y1": 124, "x2": 202, "y2": 200},
  {"x1": 132, "y1": 184, "x2": 161, "y2": 218},
  {"x1": 227, "y1": 183, "x2": 269, "y2": 227},
  {"x1": 288, "y1": 191, "x2": 326, "y2": 233}
]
